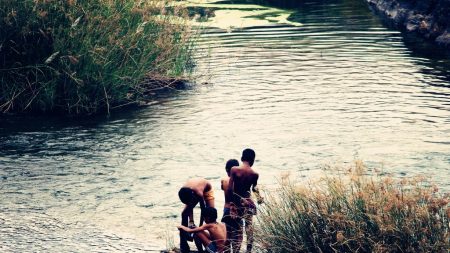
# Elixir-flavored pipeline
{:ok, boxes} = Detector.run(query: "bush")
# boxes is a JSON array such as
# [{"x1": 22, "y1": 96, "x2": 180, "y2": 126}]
[
  {"x1": 256, "y1": 161, "x2": 449, "y2": 253},
  {"x1": 0, "y1": 0, "x2": 194, "y2": 114}
]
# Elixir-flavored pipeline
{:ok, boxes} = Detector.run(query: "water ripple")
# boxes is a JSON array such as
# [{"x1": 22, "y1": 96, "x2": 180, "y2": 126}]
[{"x1": 1, "y1": 0, "x2": 450, "y2": 251}]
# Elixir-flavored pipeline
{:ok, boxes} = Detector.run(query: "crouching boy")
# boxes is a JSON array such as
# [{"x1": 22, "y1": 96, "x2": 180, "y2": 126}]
[{"x1": 177, "y1": 207, "x2": 227, "y2": 253}]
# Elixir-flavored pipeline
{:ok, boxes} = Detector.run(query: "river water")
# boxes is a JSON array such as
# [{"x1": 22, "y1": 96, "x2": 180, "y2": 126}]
[{"x1": 1, "y1": 0, "x2": 449, "y2": 251}]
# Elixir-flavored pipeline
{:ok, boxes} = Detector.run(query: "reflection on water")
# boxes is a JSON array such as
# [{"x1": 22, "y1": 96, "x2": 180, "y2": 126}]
[{"x1": 1, "y1": 0, "x2": 450, "y2": 251}]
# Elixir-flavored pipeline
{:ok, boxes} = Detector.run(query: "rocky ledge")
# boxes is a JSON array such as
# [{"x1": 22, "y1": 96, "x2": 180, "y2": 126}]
[{"x1": 366, "y1": 0, "x2": 450, "y2": 48}]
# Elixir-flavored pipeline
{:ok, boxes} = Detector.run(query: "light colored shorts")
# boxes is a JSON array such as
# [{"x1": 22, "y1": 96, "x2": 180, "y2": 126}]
[{"x1": 204, "y1": 189, "x2": 215, "y2": 201}]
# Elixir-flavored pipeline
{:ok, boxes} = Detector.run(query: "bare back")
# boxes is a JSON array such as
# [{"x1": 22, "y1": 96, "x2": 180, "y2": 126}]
[
  {"x1": 183, "y1": 178, "x2": 214, "y2": 208},
  {"x1": 184, "y1": 178, "x2": 211, "y2": 194},
  {"x1": 230, "y1": 165, "x2": 259, "y2": 199},
  {"x1": 208, "y1": 222, "x2": 227, "y2": 252}
]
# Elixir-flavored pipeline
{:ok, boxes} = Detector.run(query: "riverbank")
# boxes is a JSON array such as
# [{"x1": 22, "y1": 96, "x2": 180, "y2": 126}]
[
  {"x1": 163, "y1": 162, "x2": 449, "y2": 253},
  {"x1": 0, "y1": 0, "x2": 195, "y2": 115},
  {"x1": 366, "y1": 0, "x2": 450, "y2": 49},
  {"x1": 256, "y1": 161, "x2": 450, "y2": 253}
]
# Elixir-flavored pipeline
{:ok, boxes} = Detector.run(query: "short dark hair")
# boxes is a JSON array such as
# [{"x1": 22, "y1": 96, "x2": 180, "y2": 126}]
[
  {"x1": 225, "y1": 159, "x2": 239, "y2": 176},
  {"x1": 178, "y1": 187, "x2": 195, "y2": 204},
  {"x1": 203, "y1": 207, "x2": 217, "y2": 222},
  {"x1": 241, "y1": 148, "x2": 255, "y2": 166}
]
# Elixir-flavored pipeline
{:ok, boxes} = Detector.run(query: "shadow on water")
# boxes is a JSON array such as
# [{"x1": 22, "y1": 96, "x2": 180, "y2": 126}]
[{"x1": 0, "y1": 84, "x2": 194, "y2": 135}]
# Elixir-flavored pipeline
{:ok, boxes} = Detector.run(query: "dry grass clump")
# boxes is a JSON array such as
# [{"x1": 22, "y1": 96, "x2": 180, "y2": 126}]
[
  {"x1": 256, "y1": 161, "x2": 449, "y2": 253},
  {"x1": 0, "y1": 0, "x2": 195, "y2": 114}
]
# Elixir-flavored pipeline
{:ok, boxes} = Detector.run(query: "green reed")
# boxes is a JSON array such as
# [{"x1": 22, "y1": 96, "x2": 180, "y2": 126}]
[
  {"x1": 0, "y1": 0, "x2": 195, "y2": 114},
  {"x1": 256, "y1": 161, "x2": 449, "y2": 253}
]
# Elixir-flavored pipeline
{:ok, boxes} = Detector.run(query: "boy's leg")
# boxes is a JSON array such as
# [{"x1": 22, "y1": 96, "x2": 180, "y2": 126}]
[
  {"x1": 193, "y1": 231, "x2": 211, "y2": 252},
  {"x1": 180, "y1": 206, "x2": 191, "y2": 253},
  {"x1": 233, "y1": 222, "x2": 244, "y2": 253},
  {"x1": 232, "y1": 206, "x2": 245, "y2": 253},
  {"x1": 244, "y1": 215, "x2": 254, "y2": 253},
  {"x1": 224, "y1": 227, "x2": 232, "y2": 253},
  {"x1": 221, "y1": 212, "x2": 234, "y2": 253}
]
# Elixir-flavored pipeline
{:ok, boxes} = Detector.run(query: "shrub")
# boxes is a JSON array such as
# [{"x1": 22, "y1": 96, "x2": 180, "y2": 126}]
[
  {"x1": 256, "y1": 161, "x2": 449, "y2": 253},
  {"x1": 0, "y1": 0, "x2": 194, "y2": 114}
]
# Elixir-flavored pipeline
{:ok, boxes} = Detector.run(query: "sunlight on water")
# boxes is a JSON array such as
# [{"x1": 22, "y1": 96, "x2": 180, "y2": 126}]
[{"x1": 187, "y1": 0, "x2": 302, "y2": 29}]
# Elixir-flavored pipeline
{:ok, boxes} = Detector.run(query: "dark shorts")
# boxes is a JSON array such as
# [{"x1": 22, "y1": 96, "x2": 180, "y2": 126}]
[
  {"x1": 206, "y1": 242, "x2": 218, "y2": 253},
  {"x1": 221, "y1": 208, "x2": 243, "y2": 231}
]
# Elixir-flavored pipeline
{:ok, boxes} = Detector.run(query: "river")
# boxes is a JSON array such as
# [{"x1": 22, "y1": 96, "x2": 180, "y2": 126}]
[{"x1": 1, "y1": 0, "x2": 449, "y2": 251}]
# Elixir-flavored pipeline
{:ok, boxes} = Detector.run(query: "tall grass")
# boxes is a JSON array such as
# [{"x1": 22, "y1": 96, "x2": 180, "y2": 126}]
[
  {"x1": 0, "y1": 0, "x2": 194, "y2": 114},
  {"x1": 256, "y1": 161, "x2": 449, "y2": 253}
]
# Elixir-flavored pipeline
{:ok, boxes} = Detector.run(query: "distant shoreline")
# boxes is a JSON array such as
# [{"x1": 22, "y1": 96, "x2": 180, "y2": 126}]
[{"x1": 366, "y1": 0, "x2": 450, "y2": 49}]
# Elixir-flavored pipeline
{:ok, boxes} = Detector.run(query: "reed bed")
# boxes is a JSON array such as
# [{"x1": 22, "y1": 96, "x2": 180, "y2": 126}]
[
  {"x1": 0, "y1": 0, "x2": 194, "y2": 114},
  {"x1": 256, "y1": 161, "x2": 449, "y2": 253}
]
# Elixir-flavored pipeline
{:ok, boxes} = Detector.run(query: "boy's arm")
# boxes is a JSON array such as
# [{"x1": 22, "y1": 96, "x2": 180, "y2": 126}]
[
  {"x1": 198, "y1": 192, "x2": 207, "y2": 226},
  {"x1": 188, "y1": 207, "x2": 194, "y2": 224},
  {"x1": 252, "y1": 174, "x2": 264, "y2": 204},
  {"x1": 177, "y1": 223, "x2": 211, "y2": 233},
  {"x1": 251, "y1": 174, "x2": 259, "y2": 192},
  {"x1": 226, "y1": 169, "x2": 236, "y2": 204}
]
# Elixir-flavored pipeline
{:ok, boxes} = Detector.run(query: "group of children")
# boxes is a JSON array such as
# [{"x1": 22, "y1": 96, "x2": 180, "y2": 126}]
[{"x1": 176, "y1": 148, "x2": 262, "y2": 253}]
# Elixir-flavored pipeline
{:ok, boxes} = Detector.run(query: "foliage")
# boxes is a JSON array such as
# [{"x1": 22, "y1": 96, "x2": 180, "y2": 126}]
[
  {"x1": 256, "y1": 161, "x2": 449, "y2": 253},
  {"x1": 0, "y1": 0, "x2": 194, "y2": 114}
]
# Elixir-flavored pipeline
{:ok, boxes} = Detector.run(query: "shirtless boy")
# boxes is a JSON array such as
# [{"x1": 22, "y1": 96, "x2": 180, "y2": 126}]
[
  {"x1": 178, "y1": 178, "x2": 215, "y2": 253},
  {"x1": 221, "y1": 159, "x2": 242, "y2": 253},
  {"x1": 178, "y1": 207, "x2": 227, "y2": 253},
  {"x1": 227, "y1": 148, "x2": 260, "y2": 253}
]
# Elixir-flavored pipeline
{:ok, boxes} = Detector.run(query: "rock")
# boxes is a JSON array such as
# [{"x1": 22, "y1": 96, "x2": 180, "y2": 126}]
[
  {"x1": 436, "y1": 31, "x2": 450, "y2": 46},
  {"x1": 366, "y1": 0, "x2": 450, "y2": 49}
]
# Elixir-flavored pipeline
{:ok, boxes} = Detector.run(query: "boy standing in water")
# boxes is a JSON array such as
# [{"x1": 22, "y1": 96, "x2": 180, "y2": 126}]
[
  {"x1": 178, "y1": 178, "x2": 215, "y2": 253},
  {"x1": 177, "y1": 207, "x2": 227, "y2": 253},
  {"x1": 227, "y1": 148, "x2": 261, "y2": 253},
  {"x1": 221, "y1": 159, "x2": 243, "y2": 253}
]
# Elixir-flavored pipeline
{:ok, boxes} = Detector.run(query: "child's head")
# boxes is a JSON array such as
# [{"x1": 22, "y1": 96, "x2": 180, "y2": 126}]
[
  {"x1": 241, "y1": 148, "x2": 255, "y2": 166},
  {"x1": 225, "y1": 159, "x2": 239, "y2": 176},
  {"x1": 203, "y1": 207, "x2": 218, "y2": 223},
  {"x1": 178, "y1": 187, "x2": 196, "y2": 206}
]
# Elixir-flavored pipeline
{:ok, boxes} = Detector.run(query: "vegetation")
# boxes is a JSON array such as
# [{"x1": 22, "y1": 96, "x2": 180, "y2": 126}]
[
  {"x1": 256, "y1": 161, "x2": 449, "y2": 253},
  {"x1": 0, "y1": 0, "x2": 194, "y2": 114}
]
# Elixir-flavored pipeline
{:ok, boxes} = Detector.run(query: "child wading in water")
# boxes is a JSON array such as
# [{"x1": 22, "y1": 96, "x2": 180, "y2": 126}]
[{"x1": 177, "y1": 207, "x2": 227, "y2": 253}]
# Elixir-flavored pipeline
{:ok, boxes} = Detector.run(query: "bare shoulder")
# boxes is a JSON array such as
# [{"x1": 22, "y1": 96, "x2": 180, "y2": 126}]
[
  {"x1": 221, "y1": 177, "x2": 229, "y2": 185},
  {"x1": 221, "y1": 178, "x2": 228, "y2": 190},
  {"x1": 229, "y1": 167, "x2": 238, "y2": 177},
  {"x1": 231, "y1": 166, "x2": 242, "y2": 175},
  {"x1": 185, "y1": 177, "x2": 205, "y2": 186},
  {"x1": 250, "y1": 167, "x2": 259, "y2": 176},
  {"x1": 206, "y1": 223, "x2": 214, "y2": 229}
]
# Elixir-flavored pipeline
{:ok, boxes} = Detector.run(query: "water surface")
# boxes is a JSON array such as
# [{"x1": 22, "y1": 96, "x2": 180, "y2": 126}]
[{"x1": 1, "y1": 0, "x2": 450, "y2": 251}]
